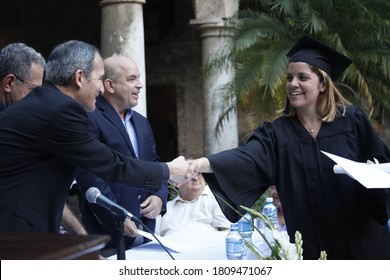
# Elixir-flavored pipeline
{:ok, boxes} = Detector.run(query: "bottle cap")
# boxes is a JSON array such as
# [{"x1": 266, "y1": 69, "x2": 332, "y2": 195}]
[{"x1": 266, "y1": 197, "x2": 273, "y2": 203}]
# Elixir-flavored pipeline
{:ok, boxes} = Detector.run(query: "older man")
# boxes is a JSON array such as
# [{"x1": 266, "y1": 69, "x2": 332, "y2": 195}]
[
  {"x1": 0, "y1": 42, "x2": 45, "y2": 108},
  {"x1": 0, "y1": 42, "x2": 91, "y2": 236},
  {"x1": 76, "y1": 55, "x2": 168, "y2": 251},
  {"x1": 0, "y1": 40, "x2": 187, "y2": 234},
  {"x1": 156, "y1": 171, "x2": 231, "y2": 238}
]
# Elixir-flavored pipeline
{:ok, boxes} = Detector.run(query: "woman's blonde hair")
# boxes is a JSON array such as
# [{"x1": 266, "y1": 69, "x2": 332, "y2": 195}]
[{"x1": 284, "y1": 66, "x2": 351, "y2": 122}]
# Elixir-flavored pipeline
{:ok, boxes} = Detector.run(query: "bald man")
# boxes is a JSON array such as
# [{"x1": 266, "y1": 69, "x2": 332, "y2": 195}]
[{"x1": 75, "y1": 55, "x2": 168, "y2": 254}]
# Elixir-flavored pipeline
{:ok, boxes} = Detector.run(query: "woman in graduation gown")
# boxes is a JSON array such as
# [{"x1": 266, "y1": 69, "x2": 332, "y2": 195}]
[{"x1": 188, "y1": 35, "x2": 390, "y2": 260}]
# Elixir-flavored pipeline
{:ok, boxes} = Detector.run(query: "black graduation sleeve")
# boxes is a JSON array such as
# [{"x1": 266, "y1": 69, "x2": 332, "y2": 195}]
[
  {"x1": 204, "y1": 123, "x2": 276, "y2": 222},
  {"x1": 354, "y1": 107, "x2": 390, "y2": 224}
]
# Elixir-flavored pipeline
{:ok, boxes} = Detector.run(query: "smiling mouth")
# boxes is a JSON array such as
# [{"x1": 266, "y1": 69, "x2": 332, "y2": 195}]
[{"x1": 290, "y1": 91, "x2": 304, "y2": 96}]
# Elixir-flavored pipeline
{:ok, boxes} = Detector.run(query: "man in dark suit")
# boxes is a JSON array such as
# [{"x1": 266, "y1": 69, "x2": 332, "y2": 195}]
[
  {"x1": 76, "y1": 55, "x2": 168, "y2": 251},
  {"x1": 0, "y1": 40, "x2": 187, "y2": 234},
  {"x1": 0, "y1": 42, "x2": 89, "y2": 236}
]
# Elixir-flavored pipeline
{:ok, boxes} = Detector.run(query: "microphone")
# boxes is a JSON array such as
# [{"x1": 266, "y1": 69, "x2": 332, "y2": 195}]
[
  {"x1": 86, "y1": 187, "x2": 138, "y2": 222},
  {"x1": 86, "y1": 187, "x2": 175, "y2": 260}
]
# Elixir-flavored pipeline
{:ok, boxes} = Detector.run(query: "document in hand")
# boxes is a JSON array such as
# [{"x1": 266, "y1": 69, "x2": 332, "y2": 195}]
[{"x1": 321, "y1": 151, "x2": 390, "y2": 189}]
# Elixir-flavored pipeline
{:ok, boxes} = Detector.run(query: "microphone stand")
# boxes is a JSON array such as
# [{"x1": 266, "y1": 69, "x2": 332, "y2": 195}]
[
  {"x1": 115, "y1": 218, "x2": 126, "y2": 260},
  {"x1": 85, "y1": 187, "x2": 174, "y2": 260}
]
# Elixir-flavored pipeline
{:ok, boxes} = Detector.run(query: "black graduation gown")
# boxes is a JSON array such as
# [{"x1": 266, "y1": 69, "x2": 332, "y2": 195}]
[{"x1": 204, "y1": 105, "x2": 390, "y2": 260}]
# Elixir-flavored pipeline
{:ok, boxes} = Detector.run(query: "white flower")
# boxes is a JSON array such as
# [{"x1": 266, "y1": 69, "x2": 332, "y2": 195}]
[
  {"x1": 272, "y1": 229, "x2": 299, "y2": 260},
  {"x1": 225, "y1": 205, "x2": 326, "y2": 260}
]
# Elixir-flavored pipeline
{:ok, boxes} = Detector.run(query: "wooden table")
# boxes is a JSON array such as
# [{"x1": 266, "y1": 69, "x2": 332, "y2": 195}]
[{"x1": 0, "y1": 232, "x2": 110, "y2": 260}]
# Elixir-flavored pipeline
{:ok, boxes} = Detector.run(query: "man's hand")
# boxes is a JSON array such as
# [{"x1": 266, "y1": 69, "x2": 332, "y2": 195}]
[
  {"x1": 167, "y1": 156, "x2": 190, "y2": 187},
  {"x1": 140, "y1": 195, "x2": 163, "y2": 219},
  {"x1": 123, "y1": 219, "x2": 139, "y2": 238},
  {"x1": 61, "y1": 203, "x2": 88, "y2": 235}
]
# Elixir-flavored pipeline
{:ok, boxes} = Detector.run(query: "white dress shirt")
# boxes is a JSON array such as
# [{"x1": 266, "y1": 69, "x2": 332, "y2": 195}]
[{"x1": 155, "y1": 185, "x2": 231, "y2": 237}]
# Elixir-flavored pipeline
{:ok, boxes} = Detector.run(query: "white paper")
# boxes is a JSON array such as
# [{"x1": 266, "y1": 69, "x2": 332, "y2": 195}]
[
  {"x1": 137, "y1": 230, "x2": 216, "y2": 253},
  {"x1": 321, "y1": 151, "x2": 390, "y2": 189}
]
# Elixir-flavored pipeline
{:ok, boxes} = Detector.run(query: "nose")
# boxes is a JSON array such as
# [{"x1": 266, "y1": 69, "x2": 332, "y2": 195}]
[
  {"x1": 191, "y1": 172, "x2": 200, "y2": 181},
  {"x1": 136, "y1": 79, "x2": 143, "y2": 89},
  {"x1": 289, "y1": 76, "x2": 300, "y2": 87}
]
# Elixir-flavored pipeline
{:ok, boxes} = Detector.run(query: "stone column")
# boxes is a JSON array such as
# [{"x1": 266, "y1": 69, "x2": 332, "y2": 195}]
[
  {"x1": 190, "y1": 0, "x2": 239, "y2": 155},
  {"x1": 100, "y1": 0, "x2": 147, "y2": 116}
]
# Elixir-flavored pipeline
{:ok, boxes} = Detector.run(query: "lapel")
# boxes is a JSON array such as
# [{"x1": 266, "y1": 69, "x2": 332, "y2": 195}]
[
  {"x1": 130, "y1": 113, "x2": 143, "y2": 159},
  {"x1": 96, "y1": 96, "x2": 137, "y2": 158}
]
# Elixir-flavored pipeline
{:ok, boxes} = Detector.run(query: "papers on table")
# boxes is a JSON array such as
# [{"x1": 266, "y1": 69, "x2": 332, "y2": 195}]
[
  {"x1": 137, "y1": 230, "x2": 216, "y2": 253},
  {"x1": 107, "y1": 230, "x2": 229, "y2": 260},
  {"x1": 321, "y1": 151, "x2": 390, "y2": 189}
]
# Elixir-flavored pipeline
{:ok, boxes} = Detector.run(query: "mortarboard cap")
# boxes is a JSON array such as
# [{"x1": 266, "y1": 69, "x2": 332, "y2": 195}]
[{"x1": 286, "y1": 35, "x2": 352, "y2": 80}]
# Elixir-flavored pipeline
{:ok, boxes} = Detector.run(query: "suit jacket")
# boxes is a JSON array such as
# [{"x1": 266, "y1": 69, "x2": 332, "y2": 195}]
[
  {"x1": 0, "y1": 83, "x2": 168, "y2": 233},
  {"x1": 76, "y1": 96, "x2": 168, "y2": 249}
]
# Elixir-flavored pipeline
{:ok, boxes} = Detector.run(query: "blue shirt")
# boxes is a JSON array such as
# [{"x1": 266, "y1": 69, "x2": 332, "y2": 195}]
[{"x1": 121, "y1": 109, "x2": 139, "y2": 159}]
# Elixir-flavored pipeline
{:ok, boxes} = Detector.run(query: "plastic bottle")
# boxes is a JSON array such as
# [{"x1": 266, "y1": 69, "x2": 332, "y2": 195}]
[
  {"x1": 237, "y1": 213, "x2": 253, "y2": 259},
  {"x1": 262, "y1": 197, "x2": 278, "y2": 225},
  {"x1": 261, "y1": 197, "x2": 278, "y2": 244},
  {"x1": 225, "y1": 223, "x2": 244, "y2": 260}
]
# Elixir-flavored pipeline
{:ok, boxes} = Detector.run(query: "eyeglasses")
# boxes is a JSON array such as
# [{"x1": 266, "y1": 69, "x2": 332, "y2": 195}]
[
  {"x1": 0, "y1": 73, "x2": 37, "y2": 91},
  {"x1": 14, "y1": 74, "x2": 37, "y2": 91}
]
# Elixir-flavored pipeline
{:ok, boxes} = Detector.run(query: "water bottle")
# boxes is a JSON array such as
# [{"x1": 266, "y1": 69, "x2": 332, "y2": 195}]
[
  {"x1": 261, "y1": 197, "x2": 278, "y2": 244},
  {"x1": 237, "y1": 213, "x2": 253, "y2": 259},
  {"x1": 262, "y1": 197, "x2": 278, "y2": 225},
  {"x1": 225, "y1": 223, "x2": 244, "y2": 260}
]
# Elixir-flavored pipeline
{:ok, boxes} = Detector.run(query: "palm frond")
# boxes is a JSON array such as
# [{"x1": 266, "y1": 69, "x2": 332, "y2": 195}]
[{"x1": 206, "y1": 0, "x2": 390, "y2": 136}]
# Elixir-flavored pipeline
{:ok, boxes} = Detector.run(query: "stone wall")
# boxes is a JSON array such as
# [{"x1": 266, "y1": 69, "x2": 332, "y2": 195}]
[{"x1": 145, "y1": 3, "x2": 204, "y2": 159}]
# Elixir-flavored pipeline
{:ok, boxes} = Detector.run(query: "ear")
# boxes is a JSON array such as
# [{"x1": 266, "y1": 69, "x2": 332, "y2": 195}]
[
  {"x1": 2, "y1": 74, "x2": 17, "y2": 93},
  {"x1": 73, "y1": 69, "x2": 84, "y2": 88},
  {"x1": 320, "y1": 81, "x2": 327, "y2": 93},
  {"x1": 104, "y1": 79, "x2": 115, "y2": 94}
]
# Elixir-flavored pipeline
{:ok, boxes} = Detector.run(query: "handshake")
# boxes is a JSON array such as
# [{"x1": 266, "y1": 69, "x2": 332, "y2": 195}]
[{"x1": 166, "y1": 156, "x2": 211, "y2": 188}]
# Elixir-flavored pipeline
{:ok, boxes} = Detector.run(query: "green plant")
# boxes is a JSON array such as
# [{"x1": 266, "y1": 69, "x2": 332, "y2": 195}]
[
  {"x1": 206, "y1": 0, "x2": 390, "y2": 136},
  {"x1": 167, "y1": 182, "x2": 179, "y2": 201},
  {"x1": 212, "y1": 190, "x2": 327, "y2": 259},
  {"x1": 241, "y1": 205, "x2": 327, "y2": 260}
]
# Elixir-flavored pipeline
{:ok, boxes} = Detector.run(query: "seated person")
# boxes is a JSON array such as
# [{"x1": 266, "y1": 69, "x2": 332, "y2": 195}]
[
  {"x1": 269, "y1": 185, "x2": 287, "y2": 231},
  {"x1": 155, "y1": 172, "x2": 231, "y2": 238}
]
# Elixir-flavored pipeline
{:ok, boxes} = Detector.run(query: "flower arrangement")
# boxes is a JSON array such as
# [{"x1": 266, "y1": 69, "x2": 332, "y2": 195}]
[
  {"x1": 211, "y1": 191, "x2": 327, "y2": 260},
  {"x1": 240, "y1": 205, "x2": 327, "y2": 260}
]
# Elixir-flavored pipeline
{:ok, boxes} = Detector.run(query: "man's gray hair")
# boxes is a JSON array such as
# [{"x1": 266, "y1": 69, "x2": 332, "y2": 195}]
[
  {"x1": 0, "y1": 43, "x2": 45, "y2": 81},
  {"x1": 45, "y1": 40, "x2": 101, "y2": 86}
]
